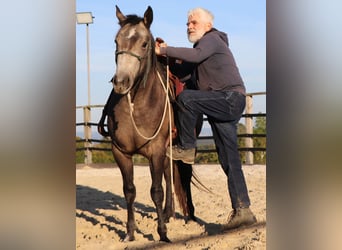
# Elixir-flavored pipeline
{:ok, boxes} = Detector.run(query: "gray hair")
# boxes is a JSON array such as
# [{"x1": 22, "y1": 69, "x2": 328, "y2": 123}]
[{"x1": 187, "y1": 7, "x2": 214, "y2": 26}]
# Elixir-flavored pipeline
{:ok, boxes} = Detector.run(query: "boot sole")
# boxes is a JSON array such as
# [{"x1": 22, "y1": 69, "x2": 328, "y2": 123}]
[
  {"x1": 222, "y1": 218, "x2": 257, "y2": 231},
  {"x1": 166, "y1": 151, "x2": 195, "y2": 164},
  {"x1": 166, "y1": 154, "x2": 194, "y2": 164}
]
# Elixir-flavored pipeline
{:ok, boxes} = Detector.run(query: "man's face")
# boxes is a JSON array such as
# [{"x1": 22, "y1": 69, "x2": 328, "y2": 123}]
[{"x1": 187, "y1": 13, "x2": 210, "y2": 43}]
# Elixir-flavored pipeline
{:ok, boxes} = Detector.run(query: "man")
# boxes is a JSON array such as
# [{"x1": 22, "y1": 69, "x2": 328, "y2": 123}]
[{"x1": 155, "y1": 7, "x2": 256, "y2": 230}]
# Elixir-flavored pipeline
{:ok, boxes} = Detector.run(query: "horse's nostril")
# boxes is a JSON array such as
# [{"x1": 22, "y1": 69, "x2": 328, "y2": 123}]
[
  {"x1": 114, "y1": 75, "x2": 129, "y2": 85},
  {"x1": 124, "y1": 77, "x2": 130, "y2": 84}
]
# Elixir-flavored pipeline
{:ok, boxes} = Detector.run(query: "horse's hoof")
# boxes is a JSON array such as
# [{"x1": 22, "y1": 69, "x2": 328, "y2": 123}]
[{"x1": 122, "y1": 235, "x2": 135, "y2": 242}]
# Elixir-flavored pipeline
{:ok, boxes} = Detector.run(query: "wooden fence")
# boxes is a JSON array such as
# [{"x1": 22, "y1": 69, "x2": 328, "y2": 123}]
[{"x1": 76, "y1": 92, "x2": 266, "y2": 165}]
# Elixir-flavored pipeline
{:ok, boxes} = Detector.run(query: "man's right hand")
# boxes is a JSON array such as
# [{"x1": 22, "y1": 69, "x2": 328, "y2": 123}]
[{"x1": 155, "y1": 37, "x2": 167, "y2": 55}]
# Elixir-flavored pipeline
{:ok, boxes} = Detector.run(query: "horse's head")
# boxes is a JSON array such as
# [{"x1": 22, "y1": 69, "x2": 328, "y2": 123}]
[{"x1": 112, "y1": 6, "x2": 154, "y2": 95}]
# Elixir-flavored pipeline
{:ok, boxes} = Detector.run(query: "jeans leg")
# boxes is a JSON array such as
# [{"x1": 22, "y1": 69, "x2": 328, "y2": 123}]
[
  {"x1": 176, "y1": 90, "x2": 204, "y2": 148},
  {"x1": 177, "y1": 90, "x2": 244, "y2": 148},
  {"x1": 209, "y1": 119, "x2": 251, "y2": 209},
  {"x1": 177, "y1": 89, "x2": 249, "y2": 208}
]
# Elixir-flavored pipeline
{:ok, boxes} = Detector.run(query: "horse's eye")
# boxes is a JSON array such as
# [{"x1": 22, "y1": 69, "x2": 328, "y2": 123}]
[{"x1": 142, "y1": 42, "x2": 148, "y2": 49}]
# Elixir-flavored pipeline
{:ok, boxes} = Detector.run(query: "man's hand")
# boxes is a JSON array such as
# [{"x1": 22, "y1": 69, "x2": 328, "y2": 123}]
[{"x1": 155, "y1": 37, "x2": 167, "y2": 55}]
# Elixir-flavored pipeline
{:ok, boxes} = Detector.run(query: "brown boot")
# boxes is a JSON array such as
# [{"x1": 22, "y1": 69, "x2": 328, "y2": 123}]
[
  {"x1": 166, "y1": 145, "x2": 195, "y2": 164},
  {"x1": 222, "y1": 207, "x2": 257, "y2": 230}
]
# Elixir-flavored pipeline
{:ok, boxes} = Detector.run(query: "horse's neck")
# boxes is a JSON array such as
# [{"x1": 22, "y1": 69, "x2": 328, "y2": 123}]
[
  {"x1": 130, "y1": 70, "x2": 155, "y2": 98},
  {"x1": 128, "y1": 58, "x2": 167, "y2": 98}
]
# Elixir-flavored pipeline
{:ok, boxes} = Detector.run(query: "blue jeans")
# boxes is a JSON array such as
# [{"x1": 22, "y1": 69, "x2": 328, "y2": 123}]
[{"x1": 177, "y1": 89, "x2": 250, "y2": 209}]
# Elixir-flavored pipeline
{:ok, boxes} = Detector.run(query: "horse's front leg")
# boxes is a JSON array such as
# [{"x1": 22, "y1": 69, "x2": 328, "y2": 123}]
[
  {"x1": 150, "y1": 155, "x2": 171, "y2": 242},
  {"x1": 115, "y1": 153, "x2": 136, "y2": 242},
  {"x1": 163, "y1": 157, "x2": 174, "y2": 222}
]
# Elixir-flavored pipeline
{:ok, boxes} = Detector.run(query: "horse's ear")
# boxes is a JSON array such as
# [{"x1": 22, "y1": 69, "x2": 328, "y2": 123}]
[
  {"x1": 143, "y1": 6, "x2": 153, "y2": 28},
  {"x1": 115, "y1": 5, "x2": 126, "y2": 25}
]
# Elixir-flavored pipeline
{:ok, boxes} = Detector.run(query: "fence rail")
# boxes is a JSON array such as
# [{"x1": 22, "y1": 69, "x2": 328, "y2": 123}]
[{"x1": 76, "y1": 92, "x2": 266, "y2": 164}]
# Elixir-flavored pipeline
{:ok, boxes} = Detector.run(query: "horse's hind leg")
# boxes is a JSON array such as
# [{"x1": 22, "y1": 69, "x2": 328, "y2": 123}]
[
  {"x1": 115, "y1": 154, "x2": 136, "y2": 242},
  {"x1": 150, "y1": 156, "x2": 171, "y2": 242}
]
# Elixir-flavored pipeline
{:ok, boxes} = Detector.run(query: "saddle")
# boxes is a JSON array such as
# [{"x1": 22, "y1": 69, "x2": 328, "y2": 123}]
[
  {"x1": 167, "y1": 70, "x2": 182, "y2": 139},
  {"x1": 168, "y1": 70, "x2": 185, "y2": 98}
]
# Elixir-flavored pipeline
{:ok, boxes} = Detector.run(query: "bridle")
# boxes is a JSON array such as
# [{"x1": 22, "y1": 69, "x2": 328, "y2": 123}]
[{"x1": 114, "y1": 41, "x2": 152, "y2": 90}]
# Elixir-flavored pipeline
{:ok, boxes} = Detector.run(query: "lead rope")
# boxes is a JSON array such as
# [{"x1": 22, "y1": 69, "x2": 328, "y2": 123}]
[
  {"x1": 157, "y1": 63, "x2": 174, "y2": 211},
  {"x1": 157, "y1": 66, "x2": 172, "y2": 168},
  {"x1": 166, "y1": 61, "x2": 175, "y2": 214},
  {"x1": 160, "y1": 60, "x2": 174, "y2": 213}
]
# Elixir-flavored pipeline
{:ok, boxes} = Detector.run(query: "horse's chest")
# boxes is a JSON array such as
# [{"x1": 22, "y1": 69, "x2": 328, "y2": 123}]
[{"x1": 111, "y1": 104, "x2": 150, "y2": 141}]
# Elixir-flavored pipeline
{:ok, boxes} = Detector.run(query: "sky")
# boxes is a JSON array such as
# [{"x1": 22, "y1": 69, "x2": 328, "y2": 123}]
[{"x1": 76, "y1": 0, "x2": 266, "y2": 126}]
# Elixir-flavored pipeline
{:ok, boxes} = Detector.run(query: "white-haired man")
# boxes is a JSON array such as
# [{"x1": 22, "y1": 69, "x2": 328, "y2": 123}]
[{"x1": 156, "y1": 7, "x2": 257, "y2": 230}]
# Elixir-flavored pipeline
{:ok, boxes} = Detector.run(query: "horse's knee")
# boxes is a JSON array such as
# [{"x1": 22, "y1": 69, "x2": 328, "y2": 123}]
[
  {"x1": 124, "y1": 184, "x2": 136, "y2": 193},
  {"x1": 124, "y1": 185, "x2": 136, "y2": 201},
  {"x1": 150, "y1": 186, "x2": 164, "y2": 203},
  {"x1": 150, "y1": 186, "x2": 163, "y2": 195}
]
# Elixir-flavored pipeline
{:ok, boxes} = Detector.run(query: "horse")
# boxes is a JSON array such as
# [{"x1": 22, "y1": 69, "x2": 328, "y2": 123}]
[{"x1": 97, "y1": 5, "x2": 197, "y2": 242}]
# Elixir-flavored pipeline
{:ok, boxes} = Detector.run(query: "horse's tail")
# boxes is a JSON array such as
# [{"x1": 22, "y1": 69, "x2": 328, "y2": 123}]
[
  {"x1": 190, "y1": 168, "x2": 212, "y2": 194},
  {"x1": 172, "y1": 161, "x2": 189, "y2": 216},
  {"x1": 172, "y1": 161, "x2": 212, "y2": 219}
]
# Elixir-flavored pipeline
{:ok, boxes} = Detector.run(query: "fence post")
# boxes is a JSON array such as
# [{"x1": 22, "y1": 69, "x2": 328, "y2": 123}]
[
  {"x1": 245, "y1": 95, "x2": 254, "y2": 164},
  {"x1": 83, "y1": 106, "x2": 92, "y2": 165}
]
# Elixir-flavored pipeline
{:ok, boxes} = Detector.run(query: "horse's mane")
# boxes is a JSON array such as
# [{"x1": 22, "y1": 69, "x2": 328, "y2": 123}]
[{"x1": 118, "y1": 14, "x2": 143, "y2": 27}]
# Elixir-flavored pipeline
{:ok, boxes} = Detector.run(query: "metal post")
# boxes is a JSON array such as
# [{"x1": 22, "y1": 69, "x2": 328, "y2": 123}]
[
  {"x1": 86, "y1": 24, "x2": 91, "y2": 106},
  {"x1": 76, "y1": 12, "x2": 93, "y2": 165},
  {"x1": 85, "y1": 24, "x2": 92, "y2": 165},
  {"x1": 245, "y1": 95, "x2": 254, "y2": 164}
]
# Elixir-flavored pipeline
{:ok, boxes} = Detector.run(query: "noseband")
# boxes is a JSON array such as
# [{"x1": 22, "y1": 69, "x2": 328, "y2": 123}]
[{"x1": 115, "y1": 50, "x2": 147, "y2": 62}]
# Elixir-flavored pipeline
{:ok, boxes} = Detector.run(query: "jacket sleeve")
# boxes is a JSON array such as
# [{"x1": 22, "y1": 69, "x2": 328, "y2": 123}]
[{"x1": 162, "y1": 34, "x2": 217, "y2": 63}]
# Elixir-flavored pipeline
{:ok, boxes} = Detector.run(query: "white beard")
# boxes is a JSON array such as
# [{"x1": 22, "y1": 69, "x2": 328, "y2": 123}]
[{"x1": 187, "y1": 30, "x2": 205, "y2": 43}]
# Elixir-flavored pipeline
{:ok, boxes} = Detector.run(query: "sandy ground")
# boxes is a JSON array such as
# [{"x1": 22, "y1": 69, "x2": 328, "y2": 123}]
[{"x1": 76, "y1": 164, "x2": 266, "y2": 249}]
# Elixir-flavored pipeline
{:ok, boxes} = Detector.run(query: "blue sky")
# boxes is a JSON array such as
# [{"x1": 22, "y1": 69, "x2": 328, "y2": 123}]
[{"x1": 76, "y1": 0, "x2": 266, "y2": 125}]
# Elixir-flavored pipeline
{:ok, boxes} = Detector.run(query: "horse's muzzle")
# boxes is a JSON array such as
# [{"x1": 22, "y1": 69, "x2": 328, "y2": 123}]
[{"x1": 112, "y1": 74, "x2": 131, "y2": 95}]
